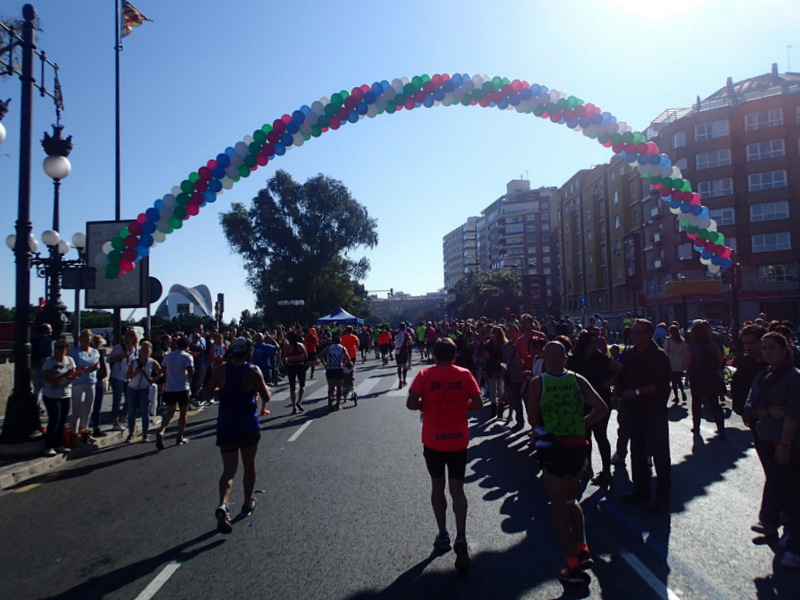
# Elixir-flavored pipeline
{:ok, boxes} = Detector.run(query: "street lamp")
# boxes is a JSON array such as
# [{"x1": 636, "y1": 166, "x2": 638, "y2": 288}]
[{"x1": 37, "y1": 123, "x2": 73, "y2": 338}]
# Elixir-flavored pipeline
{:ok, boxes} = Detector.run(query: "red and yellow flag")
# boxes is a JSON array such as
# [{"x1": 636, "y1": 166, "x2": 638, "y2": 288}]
[{"x1": 121, "y1": 1, "x2": 152, "y2": 38}]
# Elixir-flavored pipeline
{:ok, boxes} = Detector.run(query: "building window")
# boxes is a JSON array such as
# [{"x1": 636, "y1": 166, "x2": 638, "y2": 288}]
[
  {"x1": 677, "y1": 242, "x2": 693, "y2": 260},
  {"x1": 587, "y1": 252, "x2": 593, "y2": 264},
  {"x1": 709, "y1": 207, "x2": 735, "y2": 226},
  {"x1": 696, "y1": 148, "x2": 732, "y2": 170},
  {"x1": 614, "y1": 215, "x2": 621, "y2": 229},
  {"x1": 694, "y1": 119, "x2": 729, "y2": 141},
  {"x1": 541, "y1": 201, "x2": 549, "y2": 210},
  {"x1": 697, "y1": 178, "x2": 733, "y2": 198},
  {"x1": 748, "y1": 170, "x2": 787, "y2": 192},
  {"x1": 674, "y1": 158, "x2": 688, "y2": 171},
  {"x1": 541, "y1": 223, "x2": 549, "y2": 231},
  {"x1": 752, "y1": 232, "x2": 791, "y2": 253},
  {"x1": 672, "y1": 131, "x2": 686, "y2": 149},
  {"x1": 630, "y1": 183, "x2": 638, "y2": 199},
  {"x1": 541, "y1": 212, "x2": 549, "y2": 221},
  {"x1": 746, "y1": 139, "x2": 785, "y2": 161},
  {"x1": 745, "y1": 108, "x2": 783, "y2": 132},
  {"x1": 613, "y1": 190, "x2": 619, "y2": 205},
  {"x1": 750, "y1": 200, "x2": 789, "y2": 222},
  {"x1": 542, "y1": 234, "x2": 551, "y2": 243},
  {"x1": 616, "y1": 263, "x2": 622, "y2": 279},
  {"x1": 542, "y1": 256, "x2": 551, "y2": 264},
  {"x1": 758, "y1": 263, "x2": 794, "y2": 282}
]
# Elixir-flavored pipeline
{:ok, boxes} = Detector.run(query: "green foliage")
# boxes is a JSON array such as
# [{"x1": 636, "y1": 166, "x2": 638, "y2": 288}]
[
  {"x1": 447, "y1": 269, "x2": 520, "y2": 320},
  {"x1": 220, "y1": 170, "x2": 378, "y2": 326},
  {"x1": 78, "y1": 310, "x2": 114, "y2": 329}
]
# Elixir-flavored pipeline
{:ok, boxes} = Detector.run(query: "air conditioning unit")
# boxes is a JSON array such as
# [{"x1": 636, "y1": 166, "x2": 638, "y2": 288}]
[
  {"x1": 653, "y1": 258, "x2": 665, "y2": 269},
  {"x1": 650, "y1": 206, "x2": 662, "y2": 219},
  {"x1": 651, "y1": 232, "x2": 662, "y2": 244}
]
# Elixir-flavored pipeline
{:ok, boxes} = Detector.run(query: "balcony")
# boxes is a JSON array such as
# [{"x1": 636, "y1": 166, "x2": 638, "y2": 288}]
[
  {"x1": 650, "y1": 206, "x2": 663, "y2": 219},
  {"x1": 651, "y1": 232, "x2": 663, "y2": 244}
]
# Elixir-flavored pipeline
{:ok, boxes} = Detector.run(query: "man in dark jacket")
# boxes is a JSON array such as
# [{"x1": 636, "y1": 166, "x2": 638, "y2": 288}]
[{"x1": 611, "y1": 319, "x2": 672, "y2": 511}]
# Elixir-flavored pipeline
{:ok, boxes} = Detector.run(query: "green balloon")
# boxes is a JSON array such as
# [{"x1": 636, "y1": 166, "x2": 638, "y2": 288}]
[
  {"x1": 460, "y1": 96, "x2": 471, "y2": 106},
  {"x1": 261, "y1": 123, "x2": 273, "y2": 134},
  {"x1": 108, "y1": 249, "x2": 122, "y2": 263},
  {"x1": 188, "y1": 171, "x2": 199, "y2": 183},
  {"x1": 317, "y1": 115, "x2": 330, "y2": 129},
  {"x1": 105, "y1": 263, "x2": 120, "y2": 278},
  {"x1": 324, "y1": 103, "x2": 337, "y2": 117},
  {"x1": 119, "y1": 227, "x2": 130, "y2": 238},
  {"x1": 681, "y1": 180, "x2": 692, "y2": 192},
  {"x1": 556, "y1": 98, "x2": 569, "y2": 111},
  {"x1": 403, "y1": 83, "x2": 416, "y2": 96},
  {"x1": 168, "y1": 216, "x2": 182, "y2": 229},
  {"x1": 533, "y1": 105, "x2": 546, "y2": 117},
  {"x1": 248, "y1": 141, "x2": 261, "y2": 155},
  {"x1": 386, "y1": 100, "x2": 396, "y2": 113},
  {"x1": 394, "y1": 93, "x2": 406, "y2": 106},
  {"x1": 661, "y1": 177, "x2": 674, "y2": 189},
  {"x1": 180, "y1": 180, "x2": 194, "y2": 194},
  {"x1": 244, "y1": 154, "x2": 257, "y2": 168},
  {"x1": 491, "y1": 76, "x2": 503, "y2": 90},
  {"x1": 649, "y1": 176, "x2": 662, "y2": 185},
  {"x1": 611, "y1": 133, "x2": 623, "y2": 145},
  {"x1": 311, "y1": 124, "x2": 322, "y2": 138},
  {"x1": 173, "y1": 206, "x2": 188, "y2": 220},
  {"x1": 687, "y1": 225, "x2": 698, "y2": 234},
  {"x1": 482, "y1": 82, "x2": 494, "y2": 94},
  {"x1": 237, "y1": 164, "x2": 250, "y2": 178},
  {"x1": 176, "y1": 193, "x2": 190, "y2": 206},
  {"x1": 330, "y1": 92, "x2": 343, "y2": 108},
  {"x1": 253, "y1": 129, "x2": 267, "y2": 144},
  {"x1": 567, "y1": 96, "x2": 579, "y2": 109},
  {"x1": 632, "y1": 132, "x2": 644, "y2": 144},
  {"x1": 621, "y1": 131, "x2": 634, "y2": 143},
  {"x1": 420, "y1": 74, "x2": 431, "y2": 84},
  {"x1": 111, "y1": 237, "x2": 126, "y2": 251}
]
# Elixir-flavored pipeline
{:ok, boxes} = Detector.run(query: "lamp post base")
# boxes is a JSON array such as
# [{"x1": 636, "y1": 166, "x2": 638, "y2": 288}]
[{"x1": 0, "y1": 389, "x2": 43, "y2": 445}]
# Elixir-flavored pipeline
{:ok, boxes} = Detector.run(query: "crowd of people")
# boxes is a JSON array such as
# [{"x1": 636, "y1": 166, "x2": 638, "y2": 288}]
[{"x1": 28, "y1": 308, "x2": 800, "y2": 578}]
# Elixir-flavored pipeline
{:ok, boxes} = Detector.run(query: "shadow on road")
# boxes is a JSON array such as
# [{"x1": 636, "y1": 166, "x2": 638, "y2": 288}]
[{"x1": 38, "y1": 530, "x2": 224, "y2": 600}]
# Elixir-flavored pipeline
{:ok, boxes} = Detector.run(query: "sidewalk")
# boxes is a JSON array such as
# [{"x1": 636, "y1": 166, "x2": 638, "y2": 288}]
[{"x1": 0, "y1": 387, "x2": 166, "y2": 491}]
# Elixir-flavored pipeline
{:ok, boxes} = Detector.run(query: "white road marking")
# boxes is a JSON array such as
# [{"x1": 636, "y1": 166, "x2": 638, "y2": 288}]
[
  {"x1": 621, "y1": 551, "x2": 682, "y2": 600},
  {"x1": 135, "y1": 560, "x2": 181, "y2": 600},
  {"x1": 288, "y1": 420, "x2": 312, "y2": 442}
]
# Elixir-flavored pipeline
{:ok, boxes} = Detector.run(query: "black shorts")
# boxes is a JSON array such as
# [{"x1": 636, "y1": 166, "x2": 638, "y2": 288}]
[
  {"x1": 216, "y1": 431, "x2": 261, "y2": 453},
  {"x1": 307, "y1": 351, "x2": 317, "y2": 362},
  {"x1": 359, "y1": 341, "x2": 369, "y2": 351},
  {"x1": 162, "y1": 390, "x2": 190, "y2": 408},
  {"x1": 423, "y1": 446, "x2": 468, "y2": 481},
  {"x1": 326, "y1": 368, "x2": 344, "y2": 381},
  {"x1": 537, "y1": 438, "x2": 589, "y2": 477}
]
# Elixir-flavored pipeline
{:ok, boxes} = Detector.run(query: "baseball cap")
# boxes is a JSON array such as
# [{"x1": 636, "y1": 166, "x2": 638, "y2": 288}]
[{"x1": 231, "y1": 337, "x2": 251, "y2": 356}]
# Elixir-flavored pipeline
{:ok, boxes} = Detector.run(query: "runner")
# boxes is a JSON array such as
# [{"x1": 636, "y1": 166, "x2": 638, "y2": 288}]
[
  {"x1": 303, "y1": 327, "x2": 319, "y2": 379},
  {"x1": 528, "y1": 341, "x2": 608, "y2": 585},
  {"x1": 283, "y1": 331, "x2": 308, "y2": 413},
  {"x1": 204, "y1": 337, "x2": 272, "y2": 534},
  {"x1": 155, "y1": 336, "x2": 194, "y2": 449},
  {"x1": 395, "y1": 322, "x2": 413, "y2": 388},
  {"x1": 406, "y1": 337, "x2": 483, "y2": 572},
  {"x1": 377, "y1": 326, "x2": 393, "y2": 366},
  {"x1": 319, "y1": 334, "x2": 351, "y2": 411}
]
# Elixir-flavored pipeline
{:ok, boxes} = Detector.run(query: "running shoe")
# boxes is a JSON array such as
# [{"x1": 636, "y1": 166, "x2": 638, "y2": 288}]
[
  {"x1": 558, "y1": 566, "x2": 585, "y2": 584},
  {"x1": 44, "y1": 448, "x2": 57, "y2": 457},
  {"x1": 176, "y1": 437, "x2": 188, "y2": 446},
  {"x1": 240, "y1": 496, "x2": 258, "y2": 517},
  {"x1": 781, "y1": 551, "x2": 800, "y2": 568},
  {"x1": 215, "y1": 504, "x2": 232, "y2": 534},
  {"x1": 155, "y1": 432, "x2": 164, "y2": 450},
  {"x1": 434, "y1": 532, "x2": 451, "y2": 553},
  {"x1": 453, "y1": 538, "x2": 471, "y2": 571}
]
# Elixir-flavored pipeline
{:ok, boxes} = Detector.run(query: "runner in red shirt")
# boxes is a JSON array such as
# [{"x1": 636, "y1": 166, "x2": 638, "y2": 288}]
[
  {"x1": 406, "y1": 337, "x2": 483, "y2": 572},
  {"x1": 303, "y1": 327, "x2": 319, "y2": 379}
]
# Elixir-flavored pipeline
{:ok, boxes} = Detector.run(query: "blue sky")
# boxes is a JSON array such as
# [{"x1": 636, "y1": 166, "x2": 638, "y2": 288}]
[{"x1": 0, "y1": 0, "x2": 798, "y2": 322}]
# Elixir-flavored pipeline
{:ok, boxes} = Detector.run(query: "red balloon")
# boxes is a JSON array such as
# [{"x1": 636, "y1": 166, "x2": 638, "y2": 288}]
[
  {"x1": 124, "y1": 234, "x2": 139, "y2": 247},
  {"x1": 263, "y1": 143, "x2": 276, "y2": 157},
  {"x1": 193, "y1": 180, "x2": 208, "y2": 193},
  {"x1": 190, "y1": 192, "x2": 203, "y2": 205},
  {"x1": 122, "y1": 247, "x2": 137, "y2": 261},
  {"x1": 636, "y1": 142, "x2": 649, "y2": 154},
  {"x1": 187, "y1": 203, "x2": 200, "y2": 216},
  {"x1": 405, "y1": 97, "x2": 416, "y2": 110},
  {"x1": 281, "y1": 113, "x2": 292, "y2": 124},
  {"x1": 206, "y1": 159, "x2": 217, "y2": 170},
  {"x1": 336, "y1": 107, "x2": 349, "y2": 120},
  {"x1": 119, "y1": 260, "x2": 133, "y2": 273},
  {"x1": 256, "y1": 152, "x2": 269, "y2": 167},
  {"x1": 272, "y1": 119, "x2": 286, "y2": 134},
  {"x1": 136, "y1": 213, "x2": 148, "y2": 224},
  {"x1": 267, "y1": 130, "x2": 281, "y2": 144},
  {"x1": 198, "y1": 166, "x2": 212, "y2": 180},
  {"x1": 329, "y1": 117, "x2": 341, "y2": 130}
]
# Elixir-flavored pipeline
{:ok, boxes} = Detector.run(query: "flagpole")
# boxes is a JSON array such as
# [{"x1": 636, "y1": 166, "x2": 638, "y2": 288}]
[{"x1": 114, "y1": 0, "x2": 122, "y2": 343}]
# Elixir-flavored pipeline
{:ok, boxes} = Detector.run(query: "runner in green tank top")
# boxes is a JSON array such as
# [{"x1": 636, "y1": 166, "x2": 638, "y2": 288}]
[{"x1": 527, "y1": 341, "x2": 608, "y2": 586}]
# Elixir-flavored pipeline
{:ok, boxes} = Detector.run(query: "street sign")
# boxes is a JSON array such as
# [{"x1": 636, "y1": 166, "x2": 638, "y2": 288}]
[{"x1": 578, "y1": 295, "x2": 587, "y2": 307}]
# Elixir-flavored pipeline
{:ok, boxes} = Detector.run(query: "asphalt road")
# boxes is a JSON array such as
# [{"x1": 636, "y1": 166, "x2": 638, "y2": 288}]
[{"x1": 1, "y1": 355, "x2": 797, "y2": 600}]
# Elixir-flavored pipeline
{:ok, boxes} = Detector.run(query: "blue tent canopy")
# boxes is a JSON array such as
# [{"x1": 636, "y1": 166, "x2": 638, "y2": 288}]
[{"x1": 314, "y1": 307, "x2": 363, "y2": 326}]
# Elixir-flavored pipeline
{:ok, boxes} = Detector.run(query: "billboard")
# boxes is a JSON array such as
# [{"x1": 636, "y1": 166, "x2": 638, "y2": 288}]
[{"x1": 85, "y1": 220, "x2": 149, "y2": 309}]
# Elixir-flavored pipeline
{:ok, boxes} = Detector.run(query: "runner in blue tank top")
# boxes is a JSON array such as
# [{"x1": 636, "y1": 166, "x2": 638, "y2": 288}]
[{"x1": 204, "y1": 337, "x2": 272, "y2": 534}]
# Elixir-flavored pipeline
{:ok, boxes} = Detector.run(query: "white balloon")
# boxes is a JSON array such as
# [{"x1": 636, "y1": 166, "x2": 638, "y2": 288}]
[
  {"x1": 452, "y1": 88, "x2": 466, "y2": 102},
  {"x1": 159, "y1": 207, "x2": 173, "y2": 220},
  {"x1": 669, "y1": 206, "x2": 681, "y2": 215},
  {"x1": 383, "y1": 86, "x2": 396, "y2": 100},
  {"x1": 225, "y1": 166, "x2": 239, "y2": 179},
  {"x1": 234, "y1": 141, "x2": 249, "y2": 156},
  {"x1": 310, "y1": 100, "x2": 324, "y2": 115},
  {"x1": 101, "y1": 241, "x2": 113, "y2": 254},
  {"x1": 221, "y1": 177, "x2": 234, "y2": 190},
  {"x1": 171, "y1": 186, "x2": 181, "y2": 196},
  {"x1": 292, "y1": 133, "x2": 304, "y2": 147},
  {"x1": 707, "y1": 220, "x2": 718, "y2": 232},
  {"x1": 367, "y1": 104, "x2": 378, "y2": 118},
  {"x1": 472, "y1": 74, "x2": 484, "y2": 88},
  {"x1": 229, "y1": 154, "x2": 243, "y2": 168},
  {"x1": 304, "y1": 112, "x2": 318, "y2": 126},
  {"x1": 94, "y1": 252, "x2": 109, "y2": 268},
  {"x1": 242, "y1": 135, "x2": 253, "y2": 145},
  {"x1": 461, "y1": 80, "x2": 474, "y2": 94},
  {"x1": 708, "y1": 265, "x2": 721, "y2": 273},
  {"x1": 152, "y1": 230, "x2": 166, "y2": 242},
  {"x1": 375, "y1": 97, "x2": 387, "y2": 111},
  {"x1": 391, "y1": 78, "x2": 404, "y2": 92},
  {"x1": 156, "y1": 220, "x2": 171, "y2": 233},
  {"x1": 299, "y1": 123, "x2": 312, "y2": 136},
  {"x1": 163, "y1": 194, "x2": 177, "y2": 208},
  {"x1": 671, "y1": 166, "x2": 682, "y2": 179}
]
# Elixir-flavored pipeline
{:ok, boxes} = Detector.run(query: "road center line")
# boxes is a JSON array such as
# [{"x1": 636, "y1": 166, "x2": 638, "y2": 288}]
[
  {"x1": 288, "y1": 420, "x2": 312, "y2": 442},
  {"x1": 135, "y1": 560, "x2": 181, "y2": 600},
  {"x1": 620, "y1": 551, "x2": 681, "y2": 600}
]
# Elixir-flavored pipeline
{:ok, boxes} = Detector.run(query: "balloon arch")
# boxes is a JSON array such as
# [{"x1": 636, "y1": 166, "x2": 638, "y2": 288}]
[{"x1": 97, "y1": 73, "x2": 733, "y2": 279}]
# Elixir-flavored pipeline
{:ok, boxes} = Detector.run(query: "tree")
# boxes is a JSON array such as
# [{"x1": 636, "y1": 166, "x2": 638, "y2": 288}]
[
  {"x1": 220, "y1": 170, "x2": 378, "y2": 325},
  {"x1": 447, "y1": 269, "x2": 520, "y2": 320}
]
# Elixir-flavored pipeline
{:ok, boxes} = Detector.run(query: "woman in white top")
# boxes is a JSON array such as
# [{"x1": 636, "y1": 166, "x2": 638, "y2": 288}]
[
  {"x1": 664, "y1": 325, "x2": 688, "y2": 404},
  {"x1": 125, "y1": 340, "x2": 161, "y2": 442},
  {"x1": 42, "y1": 340, "x2": 77, "y2": 456}
]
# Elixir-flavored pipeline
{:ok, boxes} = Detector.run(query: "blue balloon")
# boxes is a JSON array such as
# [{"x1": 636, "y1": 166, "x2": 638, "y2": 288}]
[
  {"x1": 626, "y1": 154, "x2": 638, "y2": 163},
  {"x1": 291, "y1": 110, "x2": 305, "y2": 124},
  {"x1": 142, "y1": 220, "x2": 156, "y2": 235},
  {"x1": 579, "y1": 116, "x2": 592, "y2": 128},
  {"x1": 356, "y1": 101, "x2": 368, "y2": 115},
  {"x1": 433, "y1": 88, "x2": 446, "y2": 102},
  {"x1": 693, "y1": 245, "x2": 705, "y2": 253},
  {"x1": 661, "y1": 194, "x2": 672, "y2": 203},
  {"x1": 680, "y1": 203, "x2": 691, "y2": 213},
  {"x1": 701, "y1": 250, "x2": 713, "y2": 259},
  {"x1": 216, "y1": 153, "x2": 231, "y2": 168},
  {"x1": 363, "y1": 91, "x2": 377, "y2": 104},
  {"x1": 286, "y1": 121, "x2": 299, "y2": 134},
  {"x1": 280, "y1": 132, "x2": 293, "y2": 146},
  {"x1": 371, "y1": 82, "x2": 383, "y2": 96},
  {"x1": 722, "y1": 258, "x2": 733, "y2": 269},
  {"x1": 648, "y1": 154, "x2": 661, "y2": 165},
  {"x1": 508, "y1": 93, "x2": 521, "y2": 106},
  {"x1": 348, "y1": 109, "x2": 359, "y2": 122},
  {"x1": 669, "y1": 199, "x2": 681, "y2": 209},
  {"x1": 441, "y1": 80, "x2": 455, "y2": 93},
  {"x1": 566, "y1": 118, "x2": 580, "y2": 129},
  {"x1": 154, "y1": 198, "x2": 165, "y2": 210},
  {"x1": 530, "y1": 83, "x2": 542, "y2": 96},
  {"x1": 203, "y1": 190, "x2": 216, "y2": 203},
  {"x1": 300, "y1": 104, "x2": 312, "y2": 115},
  {"x1": 208, "y1": 178, "x2": 222, "y2": 192},
  {"x1": 212, "y1": 165, "x2": 226, "y2": 179},
  {"x1": 519, "y1": 87, "x2": 532, "y2": 100},
  {"x1": 451, "y1": 73, "x2": 463, "y2": 87},
  {"x1": 497, "y1": 98, "x2": 509, "y2": 110},
  {"x1": 224, "y1": 146, "x2": 236, "y2": 157},
  {"x1": 139, "y1": 234, "x2": 154, "y2": 248},
  {"x1": 711, "y1": 255, "x2": 723, "y2": 265},
  {"x1": 274, "y1": 143, "x2": 286, "y2": 156},
  {"x1": 691, "y1": 204, "x2": 703, "y2": 216},
  {"x1": 146, "y1": 207, "x2": 160, "y2": 221}
]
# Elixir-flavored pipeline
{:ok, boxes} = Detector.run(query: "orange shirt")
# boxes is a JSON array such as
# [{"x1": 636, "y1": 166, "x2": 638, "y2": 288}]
[
  {"x1": 304, "y1": 332, "x2": 318, "y2": 353},
  {"x1": 341, "y1": 333, "x2": 359, "y2": 360},
  {"x1": 410, "y1": 364, "x2": 481, "y2": 452},
  {"x1": 378, "y1": 331, "x2": 392, "y2": 345}
]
